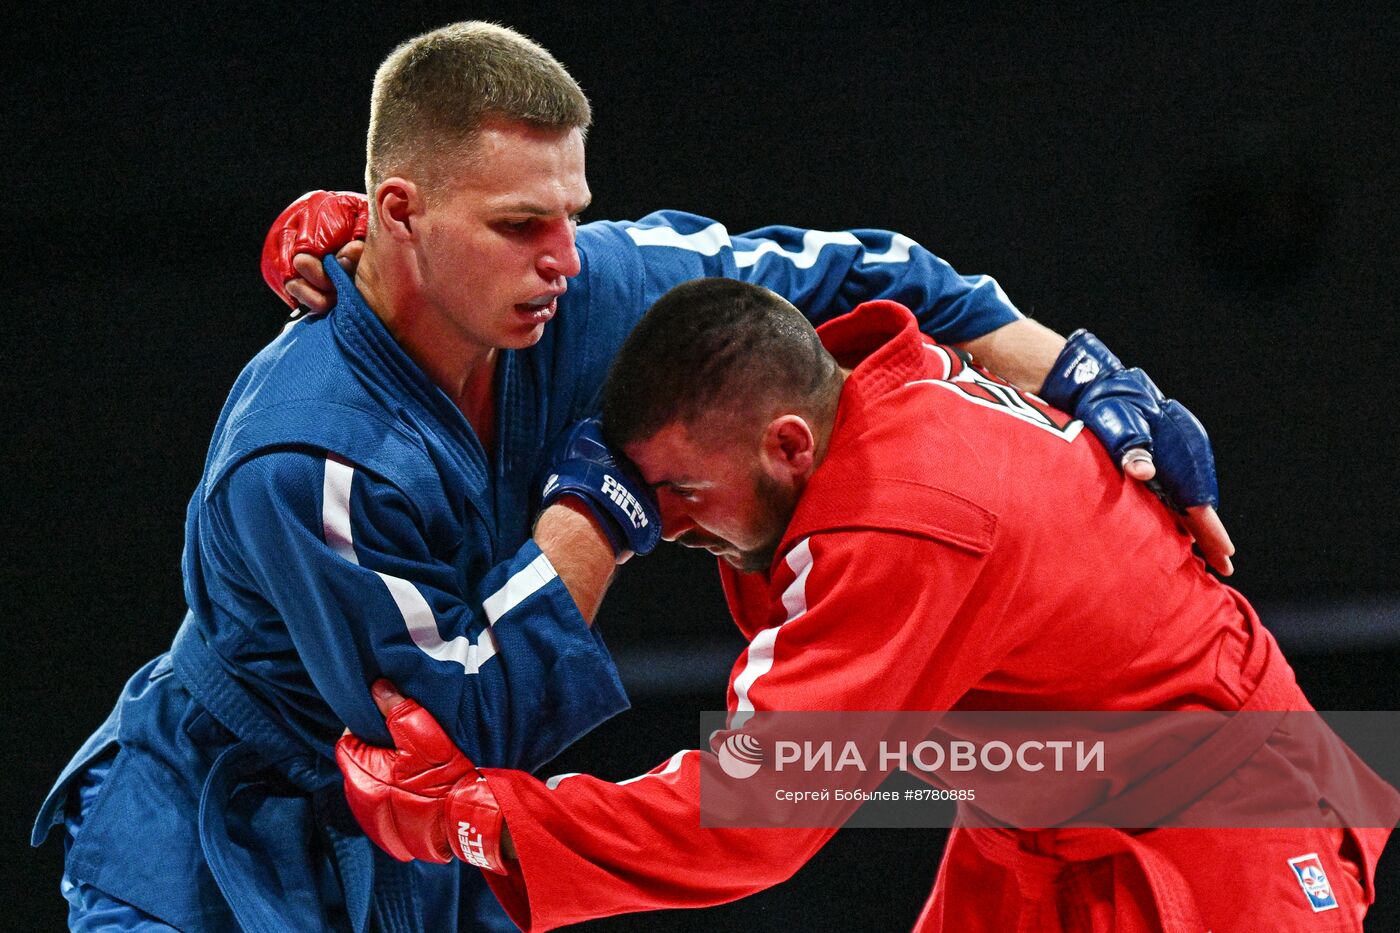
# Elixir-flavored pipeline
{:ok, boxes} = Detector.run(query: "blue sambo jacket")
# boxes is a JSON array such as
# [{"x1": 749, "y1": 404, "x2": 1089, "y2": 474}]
[{"x1": 34, "y1": 211, "x2": 1022, "y2": 931}]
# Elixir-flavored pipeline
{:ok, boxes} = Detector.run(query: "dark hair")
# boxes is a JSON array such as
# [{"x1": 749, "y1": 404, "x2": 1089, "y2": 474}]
[{"x1": 601, "y1": 278, "x2": 842, "y2": 447}]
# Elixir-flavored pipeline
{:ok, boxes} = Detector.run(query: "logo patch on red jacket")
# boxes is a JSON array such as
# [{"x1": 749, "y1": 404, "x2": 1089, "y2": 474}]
[{"x1": 1287, "y1": 853, "x2": 1339, "y2": 912}]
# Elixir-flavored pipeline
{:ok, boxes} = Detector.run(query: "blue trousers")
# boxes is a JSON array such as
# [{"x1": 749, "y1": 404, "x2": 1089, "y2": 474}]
[{"x1": 62, "y1": 755, "x2": 178, "y2": 931}]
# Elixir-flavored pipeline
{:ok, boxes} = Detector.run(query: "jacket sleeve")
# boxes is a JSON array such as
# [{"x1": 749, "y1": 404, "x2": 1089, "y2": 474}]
[
  {"x1": 474, "y1": 530, "x2": 999, "y2": 932},
  {"x1": 207, "y1": 449, "x2": 628, "y2": 773},
  {"x1": 591, "y1": 210, "x2": 1022, "y2": 344}
]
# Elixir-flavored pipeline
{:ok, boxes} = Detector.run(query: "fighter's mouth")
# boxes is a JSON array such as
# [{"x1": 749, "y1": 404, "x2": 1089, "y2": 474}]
[
  {"x1": 679, "y1": 533, "x2": 732, "y2": 554},
  {"x1": 514, "y1": 293, "x2": 559, "y2": 320}
]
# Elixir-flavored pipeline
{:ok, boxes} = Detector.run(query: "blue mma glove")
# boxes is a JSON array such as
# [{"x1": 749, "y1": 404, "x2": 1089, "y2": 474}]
[
  {"x1": 540, "y1": 418, "x2": 662, "y2": 557},
  {"x1": 1040, "y1": 330, "x2": 1220, "y2": 512}
]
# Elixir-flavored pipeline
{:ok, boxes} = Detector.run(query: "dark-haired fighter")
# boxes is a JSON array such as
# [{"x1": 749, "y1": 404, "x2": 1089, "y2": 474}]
[
  {"x1": 339, "y1": 279, "x2": 1392, "y2": 932},
  {"x1": 39, "y1": 16, "x2": 1228, "y2": 930}
]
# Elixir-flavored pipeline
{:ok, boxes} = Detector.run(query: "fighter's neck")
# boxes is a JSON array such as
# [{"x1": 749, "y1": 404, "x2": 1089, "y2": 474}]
[
  {"x1": 809, "y1": 367, "x2": 852, "y2": 467},
  {"x1": 355, "y1": 252, "x2": 498, "y2": 449}
]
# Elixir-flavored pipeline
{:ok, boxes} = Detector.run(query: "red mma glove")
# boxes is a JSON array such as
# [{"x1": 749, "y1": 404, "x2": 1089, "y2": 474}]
[
  {"x1": 260, "y1": 190, "x2": 369, "y2": 308},
  {"x1": 336, "y1": 680, "x2": 510, "y2": 873}
]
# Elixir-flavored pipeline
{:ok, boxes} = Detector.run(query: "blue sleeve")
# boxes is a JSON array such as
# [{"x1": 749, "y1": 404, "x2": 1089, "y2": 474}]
[
  {"x1": 209, "y1": 450, "x2": 628, "y2": 773},
  {"x1": 584, "y1": 210, "x2": 1023, "y2": 344}
]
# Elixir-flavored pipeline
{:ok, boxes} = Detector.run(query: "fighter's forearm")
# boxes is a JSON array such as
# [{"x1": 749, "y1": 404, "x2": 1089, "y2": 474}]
[
  {"x1": 953, "y1": 317, "x2": 1067, "y2": 395},
  {"x1": 532, "y1": 499, "x2": 617, "y2": 624}
]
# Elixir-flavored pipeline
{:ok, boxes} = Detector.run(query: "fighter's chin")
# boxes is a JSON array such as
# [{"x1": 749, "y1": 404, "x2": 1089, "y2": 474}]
[
  {"x1": 721, "y1": 546, "x2": 778, "y2": 575},
  {"x1": 499, "y1": 320, "x2": 550, "y2": 348}
]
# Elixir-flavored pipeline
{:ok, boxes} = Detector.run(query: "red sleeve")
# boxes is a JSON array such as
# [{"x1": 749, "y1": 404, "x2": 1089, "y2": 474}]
[{"x1": 478, "y1": 530, "x2": 994, "y2": 932}]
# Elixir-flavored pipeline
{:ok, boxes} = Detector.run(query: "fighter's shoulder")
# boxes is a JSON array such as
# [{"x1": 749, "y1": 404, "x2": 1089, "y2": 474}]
[
  {"x1": 789, "y1": 423, "x2": 1000, "y2": 558},
  {"x1": 235, "y1": 312, "x2": 357, "y2": 406},
  {"x1": 576, "y1": 210, "x2": 728, "y2": 253},
  {"x1": 561, "y1": 211, "x2": 729, "y2": 341},
  {"x1": 206, "y1": 330, "x2": 440, "y2": 504}
]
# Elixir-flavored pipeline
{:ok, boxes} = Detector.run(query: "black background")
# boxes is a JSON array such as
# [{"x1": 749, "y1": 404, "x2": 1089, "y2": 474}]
[{"x1": 6, "y1": 2, "x2": 1400, "y2": 930}]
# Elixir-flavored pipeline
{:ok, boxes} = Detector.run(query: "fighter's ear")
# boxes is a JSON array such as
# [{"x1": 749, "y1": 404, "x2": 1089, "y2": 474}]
[
  {"x1": 759, "y1": 415, "x2": 816, "y2": 483},
  {"x1": 373, "y1": 177, "x2": 424, "y2": 240}
]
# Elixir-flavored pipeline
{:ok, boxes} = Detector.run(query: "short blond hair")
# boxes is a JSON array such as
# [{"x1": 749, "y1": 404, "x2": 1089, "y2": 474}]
[{"x1": 366, "y1": 22, "x2": 590, "y2": 202}]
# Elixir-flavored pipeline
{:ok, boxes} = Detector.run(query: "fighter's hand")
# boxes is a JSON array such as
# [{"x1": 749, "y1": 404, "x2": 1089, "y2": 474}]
[
  {"x1": 540, "y1": 417, "x2": 662, "y2": 561},
  {"x1": 336, "y1": 680, "x2": 511, "y2": 871},
  {"x1": 1040, "y1": 330, "x2": 1235, "y2": 576},
  {"x1": 260, "y1": 190, "x2": 369, "y2": 312}
]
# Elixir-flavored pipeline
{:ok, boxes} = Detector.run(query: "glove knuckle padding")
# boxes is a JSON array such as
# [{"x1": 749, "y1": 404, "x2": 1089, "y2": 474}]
[
  {"x1": 336, "y1": 715, "x2": 503, "y2": 868},
  {"x1": 1150, "y1": 401, "x2": 1219, "y2": 509},
  {"x1": 1043, "y1": 332, "x2": 1220, "y2": 508},
  {"x1": 338, "y1": 738, "x2": 416, "y2": 862},
  {"x1": 260, "y1": 190, "x2": 369, "y2": 308},
  {"x1": 542, "y1": 417, "x2": 661, "y2": 556},
  {"x1": 1080, "y1": 391, "x2": 1154, "y2": 460},
  {"x1": 337, "y1": 728, "x2": 459, "y2": 863},
  {"x1": 1074, "y1": 369, "x2": 1156, "y2": 456},
  {"x1": 305, "y1": 192, "x2": 364, "y2": 250},
  {"x1": 385, "y1": 699, "x2": 457, "y2": 767},
  {"x1": 390, "y1": 791, "x2": 453, "y2": 863}
]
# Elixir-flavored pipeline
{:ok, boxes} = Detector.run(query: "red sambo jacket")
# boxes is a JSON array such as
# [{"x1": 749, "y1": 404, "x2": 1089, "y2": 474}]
[{"x1": 477, "y1": 301, "x2": 1393, "y2": 932}]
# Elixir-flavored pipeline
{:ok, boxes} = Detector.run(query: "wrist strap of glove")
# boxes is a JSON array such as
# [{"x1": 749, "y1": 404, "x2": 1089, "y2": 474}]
[
  {"x1": 541, "y1": 466, "x2": 645, "y2": 557},
  {"x1": 445, "y1": 775, "x2": 509, "y2": 874},
  {"x1": 1039, "y1": 329, "x2": 1124, "y2": 411}
]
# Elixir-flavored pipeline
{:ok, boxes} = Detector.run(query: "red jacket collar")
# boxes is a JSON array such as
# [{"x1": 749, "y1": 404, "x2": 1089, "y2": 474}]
[{"x1": 816, "y1": 300, "x2": 933, "y2": 415}]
